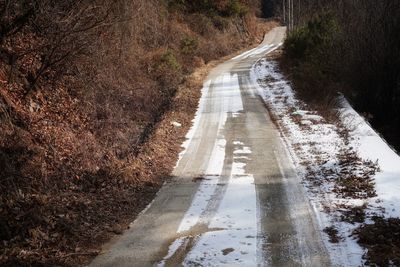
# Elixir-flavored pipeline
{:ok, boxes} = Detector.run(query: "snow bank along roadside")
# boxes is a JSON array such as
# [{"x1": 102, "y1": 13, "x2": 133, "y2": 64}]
[
  {"x1": 339, "y1": 97, "x2": 400, "y2": 219},
  {"x1": 252, "y1": 58, "x2": 400, "y2": 266}
]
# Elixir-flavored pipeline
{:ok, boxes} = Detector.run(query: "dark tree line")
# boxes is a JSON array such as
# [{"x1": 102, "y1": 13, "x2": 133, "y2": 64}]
[{"x1": 283, "y1": 0, "x2": 400, "y2": 149}]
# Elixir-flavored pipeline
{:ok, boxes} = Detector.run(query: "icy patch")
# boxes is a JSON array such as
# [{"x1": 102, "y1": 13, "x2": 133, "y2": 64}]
[
  {"x1": 234, "y1": 146, "x2": 251, "y2": 154},
  {"x1": 177, "y1": 177, "x2": 220, "y2": 234},
  {"x1": 183, "y1": 140, "x2": 256, "y2": 265},
  {"x1": 205, "y1": 138, "x2": 227, "y2": 178},
  {"x1": 178, "y1": 137, "x2": 226, "y2": 233},
  {"x1": 231, "y1": 45, "x2": 271, "y2": 61},
  {"x1": 220, "y1": 73, "x2": 243, "y2": 113},
  {"x1": 158, "y1": 237, "x2": 187, "y2": 266},
  {"x1": 175, "y1": 80, "x2": 212, "y2": 167},
  {"x1": 232, "y1": 112, "x2": 241, "y2": 118},
  {"x1": 183, "y1": 162, "x2": 257, "y2": 266},
  {"x1": 167, "y1": 136, "x2": 258, "y2": 266}
]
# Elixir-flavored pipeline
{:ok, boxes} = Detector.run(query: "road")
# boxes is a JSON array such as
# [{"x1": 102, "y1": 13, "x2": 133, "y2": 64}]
[{"x1": 89, "y1": 26, "x2": 331, "y2": 267}]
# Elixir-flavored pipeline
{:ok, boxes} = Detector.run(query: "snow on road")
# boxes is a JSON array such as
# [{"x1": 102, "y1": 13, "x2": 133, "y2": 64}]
[
  {"x1": 182, "y1": 171, "x2": 258, "y2": 266},
  {"x1": 160, "y1": 67, "x2": 259, "y2": 266},
  {"x1": 175, "y1": 80, "x2": 212, "y2": 168}
]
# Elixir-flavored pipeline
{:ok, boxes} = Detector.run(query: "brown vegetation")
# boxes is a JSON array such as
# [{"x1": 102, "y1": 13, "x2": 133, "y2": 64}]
[
  {"x1": 333, "y1": 150, "x2": 378, "y2": 199},
  {"x1": 323, "y1": 226, "x2": 342, "y2": 243},
  {"x1": 0, "y1": 0, "x2": 272, "y2": 265},
  {"x1": 355, "y1": 217, "x2": 400, "y2": 266}
]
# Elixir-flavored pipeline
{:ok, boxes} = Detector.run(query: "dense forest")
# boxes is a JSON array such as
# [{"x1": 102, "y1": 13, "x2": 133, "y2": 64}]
[
  {"x1": 0, "y1": 0, "x2": 268, "y2": 265},
  {"x1": 281, "y1": 0, "x2": 400, "y2": 150}
]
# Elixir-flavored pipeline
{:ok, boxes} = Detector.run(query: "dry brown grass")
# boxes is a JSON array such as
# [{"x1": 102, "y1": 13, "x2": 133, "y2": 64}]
[
  {"x1": 323, "y1": 226, "x2": 342, "y2": 243},
  {"x1": 332, "y1": 150, "x2": 378, "y2": 199},
  {"x1": 355, "y1": 217, "x2": 400, "y2": 266},
  {"x1": 0, "y1": 1, "x2": 276, "y2": 264}
]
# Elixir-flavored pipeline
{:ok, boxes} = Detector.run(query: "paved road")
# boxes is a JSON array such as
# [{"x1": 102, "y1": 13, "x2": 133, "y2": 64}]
[{"x1": 89, "y1": 27, "x2": 331, "y2": 267}]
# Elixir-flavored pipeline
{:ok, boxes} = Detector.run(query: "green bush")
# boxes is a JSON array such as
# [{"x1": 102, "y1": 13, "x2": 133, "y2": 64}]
[
  {"x1": 212, "y1": 15, "x2": 229, "y2": 31},
  {"x1": 167, "y1": 0, "x2": 187, "y2": 11},
  {"x1": 155, "y1": 50, "x2": 183, "y2": 92},
  {"x1": 159, "y1": 50, "x2": 181, "y2": 72},
  {"x1": 284, "y1": 14, "x2": 339, "y2": 61},
  {"x1": 167, "y1": 0, "x2": 216, "y2": 15},
  {"x1": 284, "y1": 27, "x2": 309, "y2": 59},
  {"x1": 283, "y1": 14, "x2": 341, "y2": 103},
  {"x1": 226, "y1": 0, "x2": 247, "y2": 17},
  {"x1": 180, "y1": 36, "x2": 199, "y2": 54},
  {"x1": 167, "y1": 0, "x2": 247, "y2": 17}
]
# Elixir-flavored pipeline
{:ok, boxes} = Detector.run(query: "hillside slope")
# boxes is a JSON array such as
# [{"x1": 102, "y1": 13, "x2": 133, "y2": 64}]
[{"x1": 0, "y1": 1, "x2": 273, "y2": 265}]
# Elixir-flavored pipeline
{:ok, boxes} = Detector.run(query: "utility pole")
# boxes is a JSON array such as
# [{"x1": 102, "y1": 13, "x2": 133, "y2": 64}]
[
  {"x1": 287, "y1": 0, "x2": 292, "y2": 31},
  {"x1": 288, "y1": 0, "x2": 292, "y2": 31},
  {"x1": 283, "y1": 0, "x2": 286, "y2": 24},
  {"x1": 291, "y1": 0, "x2": 294, "y2": 30},
  {"x1": 284, "y1": 0, "x2": 296, "y2": 32},
  {"x1": 297, "y1": 0, "x2": 301, "y2": 25}
]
